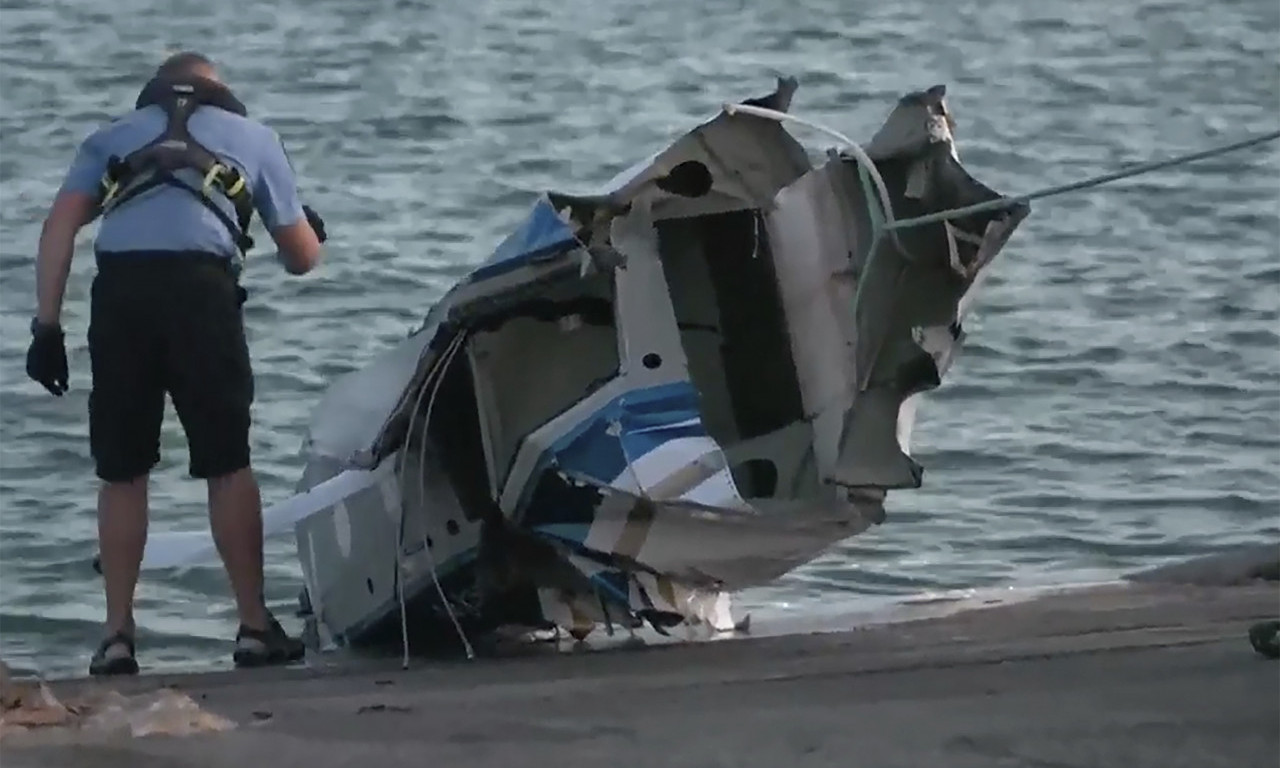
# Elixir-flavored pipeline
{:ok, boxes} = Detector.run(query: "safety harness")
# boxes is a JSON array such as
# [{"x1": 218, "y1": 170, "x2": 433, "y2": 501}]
[{"x1": 97, "y1": 76, "x2": 256, "y2": 256}]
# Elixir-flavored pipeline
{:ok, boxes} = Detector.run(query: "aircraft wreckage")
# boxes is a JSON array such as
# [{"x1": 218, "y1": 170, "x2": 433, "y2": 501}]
[{"x1": 138, "y1": 77, "x2": 1032, "y2": 654}]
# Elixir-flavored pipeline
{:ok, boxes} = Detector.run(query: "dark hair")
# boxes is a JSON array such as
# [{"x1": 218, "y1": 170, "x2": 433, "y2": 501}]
[{"x1": 155, "y1": 51, "x2": 216, "y2": 80}]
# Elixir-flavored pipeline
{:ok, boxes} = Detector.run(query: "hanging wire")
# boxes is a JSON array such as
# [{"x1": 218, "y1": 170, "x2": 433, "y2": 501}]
[
  {"x1": 414, "y1": 331, "x2": 476, "y2": 660},
  {"x1": 392, "y1": 329, "x2": 475, "y2": 668}
]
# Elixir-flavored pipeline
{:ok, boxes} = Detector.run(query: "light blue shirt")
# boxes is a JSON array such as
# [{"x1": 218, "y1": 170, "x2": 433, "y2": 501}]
[{"x1": 59, "y1": 104, "x2": 304, "y2": 258}]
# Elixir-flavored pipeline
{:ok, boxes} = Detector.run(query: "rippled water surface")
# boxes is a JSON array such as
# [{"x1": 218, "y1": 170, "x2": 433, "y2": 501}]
[{"x1": 1, "y1": 0, "x2": 1277, "y2": 678}]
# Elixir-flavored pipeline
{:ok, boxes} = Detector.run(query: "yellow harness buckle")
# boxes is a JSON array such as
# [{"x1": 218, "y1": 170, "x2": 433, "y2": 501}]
[
  {"x1": 100, "y1": 176, "x2": 120, "y2": 206},
  {"x1": 201, "y1": 164, "x2": 247, "y2": 201},
  {"x1": 201, "y1": 163, "x2": 224, "y2": 194}
]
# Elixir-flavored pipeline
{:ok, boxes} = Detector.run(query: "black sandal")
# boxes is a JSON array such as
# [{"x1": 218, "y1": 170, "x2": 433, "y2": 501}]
[
  {"x1": 89, "y1": 632, "x2": 139, "y2": 676},
  {"x1": 232, "y1": 613, "x2": 305, "y2": 668}
]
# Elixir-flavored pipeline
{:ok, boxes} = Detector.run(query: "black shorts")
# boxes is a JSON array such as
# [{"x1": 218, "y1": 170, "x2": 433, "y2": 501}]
[{"x1": 88, "y1": 251, "x2": 254, "y2": 482}]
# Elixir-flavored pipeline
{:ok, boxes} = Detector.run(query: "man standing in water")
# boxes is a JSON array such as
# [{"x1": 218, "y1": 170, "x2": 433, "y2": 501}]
[{"x1": 24, "y1": 51, "x2": 327, "y2": 675}]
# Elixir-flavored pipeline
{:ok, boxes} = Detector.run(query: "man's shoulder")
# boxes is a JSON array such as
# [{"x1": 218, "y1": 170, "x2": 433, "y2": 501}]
[
  {"x1": 85, "y1": 104, "x2": 277, "y2": 145},
  {"x1": 192, "y1": 108, "x2": 286, "y2": 155},
  {"x1": 82, "y1": 107, "x2": 164, "y2": 148},
  {"x1": 200, "y1": 107, "x2": 276, "y2": 136}
]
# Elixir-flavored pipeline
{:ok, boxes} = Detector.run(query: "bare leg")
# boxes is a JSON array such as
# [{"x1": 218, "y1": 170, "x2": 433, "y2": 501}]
[
  {"x1": 98, "y1": 476, "x2": 149, "y2": 637},
  {"x1": 208, "y1": 466, "x2": 270, "y2": 630}
]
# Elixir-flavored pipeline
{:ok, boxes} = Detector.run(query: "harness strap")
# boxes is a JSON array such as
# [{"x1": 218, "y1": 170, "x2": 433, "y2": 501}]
[{"x1": 98, "y1": 77, "x2": 256, "y2": 256}]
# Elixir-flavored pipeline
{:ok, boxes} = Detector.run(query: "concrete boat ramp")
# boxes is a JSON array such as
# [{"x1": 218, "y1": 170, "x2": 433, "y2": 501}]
[{"x1": 2, "y1": 546, "x2": 1276, "y2": 768}]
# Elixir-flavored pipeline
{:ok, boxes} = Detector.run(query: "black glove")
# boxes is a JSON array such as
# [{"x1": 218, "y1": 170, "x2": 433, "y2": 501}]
[
  {"x1": 26, "y1": 320, "x2": 68, "y2": 397},
  {"x1": 303, "y1": 205, "x2": 327, "y2": 243}
]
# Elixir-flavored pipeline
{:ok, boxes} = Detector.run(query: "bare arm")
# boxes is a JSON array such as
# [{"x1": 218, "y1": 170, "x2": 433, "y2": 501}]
[
  {"x1": 254, "y1": 129, "x2": 323, "y2": 275},
  {"x1": 35, "y1": 190, "x2": 99, "y2": 326},
  {"x1": 270, "y1": 218, "x2": 322, "y2": 275}
]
